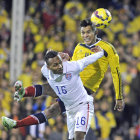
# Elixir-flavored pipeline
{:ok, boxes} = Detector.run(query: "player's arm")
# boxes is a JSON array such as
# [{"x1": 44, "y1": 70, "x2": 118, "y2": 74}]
[
  {"x1": 77, "y1": 46, "x2": 104, "y2": 71},
  {"x1": 107, "y1": 47, "x2": 124, "y2": 111},
  {"x1": 14, "y1": 81, "x2": 57, "y2": 101}
]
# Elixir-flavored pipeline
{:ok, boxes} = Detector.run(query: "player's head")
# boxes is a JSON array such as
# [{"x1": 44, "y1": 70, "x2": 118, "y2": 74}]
[
  {"x1": 80, "y1": 19, "x2": 97, "y2": 45},
  {"x1": 45, "y1": 50, "x2": 63, "y2": 74}
]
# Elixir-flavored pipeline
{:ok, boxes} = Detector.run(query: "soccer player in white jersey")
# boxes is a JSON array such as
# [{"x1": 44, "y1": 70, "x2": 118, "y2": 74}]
[{"x1": 2, "y1": 48, "x2": 104, "y2": 140}]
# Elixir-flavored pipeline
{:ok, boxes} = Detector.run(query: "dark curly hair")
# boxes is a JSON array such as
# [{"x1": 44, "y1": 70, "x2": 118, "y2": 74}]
[
  {"x1": 44, "y1": 50, "x2": 58, "y2": 65},
  {"x1": 80, "y1": 19, "x2": 96, "y2": 32}
]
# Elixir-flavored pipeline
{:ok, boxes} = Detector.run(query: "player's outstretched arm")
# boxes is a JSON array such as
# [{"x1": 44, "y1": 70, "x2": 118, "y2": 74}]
[
  {"x1": 77, "y1": 46, "x2": 104, "y2": 71},
  {"x1": 14, "y1": 81, "x2": 57, "y2": 101}
]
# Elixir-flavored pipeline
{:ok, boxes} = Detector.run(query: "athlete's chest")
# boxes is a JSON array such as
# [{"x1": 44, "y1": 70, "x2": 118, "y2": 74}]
[
  {"x1": 47, "y1": 72, "x2": 76, "y2": 85},
  {"x1": 47, "y1": 72, "x2": 81, "y2": 97}
]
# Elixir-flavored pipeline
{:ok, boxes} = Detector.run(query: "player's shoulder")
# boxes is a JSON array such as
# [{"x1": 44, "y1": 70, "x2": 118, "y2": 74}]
[
  {"x1": 98, "y1": 40, "x2": 117, "y2": 55},
  {"x1": 41, "y1": 63, "x2": 49, "y2": 74},
  {"x1": 74, "y1": 43, "x2": 83, "y2": 49},
  {"x1": 73, "y1": 43, "x2": 88, "y2": 55},
  {"x1": 99, "y1": 39, "x2": 114, "y2": 49}
]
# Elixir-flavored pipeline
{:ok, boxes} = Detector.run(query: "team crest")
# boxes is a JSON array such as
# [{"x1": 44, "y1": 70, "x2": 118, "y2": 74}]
[{"x1": 65, "y1": 73, "x2": 72, "y2": 80}]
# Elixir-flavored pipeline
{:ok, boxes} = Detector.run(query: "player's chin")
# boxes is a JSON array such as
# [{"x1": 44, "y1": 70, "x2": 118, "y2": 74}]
[
  {"x1": 57, "y1": 69, "x2": 63, "y2": 74},
  {"x1": 84, "y1": 40, "x2": 92, "y2": 45}
]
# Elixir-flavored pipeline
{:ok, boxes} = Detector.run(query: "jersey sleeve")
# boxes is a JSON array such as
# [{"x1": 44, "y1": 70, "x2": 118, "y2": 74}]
[
  {"x1": 77, "y1": 50, "x2": 104, "y2": 71},
  {"x1": 107, "y1": 45, "x2": 123, "y2": 100},
  {"x1": 68, "y1": 50, "x2": 104, "y2": 73}
]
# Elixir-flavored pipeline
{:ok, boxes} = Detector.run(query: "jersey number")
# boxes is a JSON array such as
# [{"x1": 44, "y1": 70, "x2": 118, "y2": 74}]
[
  {"x1": 56, "y1": 86, "x2": 67, "y2": 94},
  {"x1": 76, "y1": 117, "x2": 86, "y2": 126}
]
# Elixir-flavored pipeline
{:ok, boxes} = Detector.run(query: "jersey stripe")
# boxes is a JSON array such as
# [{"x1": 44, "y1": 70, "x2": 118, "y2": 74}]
[
  {"x1": 116, "y1": 67, "x2": 122, "y2": 99},
  {"x1": 86, "y1": 102, "x2": 90, "y2": 130},
  {"x1": 101, "y1": 40, "x2": 117, "y2": 54}
]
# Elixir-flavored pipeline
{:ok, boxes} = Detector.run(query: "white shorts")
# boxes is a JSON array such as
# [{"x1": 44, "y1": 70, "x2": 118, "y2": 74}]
[{"x1": 66, "y1": 96, "x2": 94, "y2": 139}]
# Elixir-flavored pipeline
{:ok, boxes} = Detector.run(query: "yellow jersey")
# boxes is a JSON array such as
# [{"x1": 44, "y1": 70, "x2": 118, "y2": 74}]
[{"x1": 72, "y1": 39, "x2": 123, "y2": 100}]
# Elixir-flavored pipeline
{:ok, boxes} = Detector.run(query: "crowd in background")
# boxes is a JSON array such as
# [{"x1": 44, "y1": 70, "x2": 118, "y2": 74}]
[{"x1": 0, "y1": 0, "x2": 140, "y2": 139}]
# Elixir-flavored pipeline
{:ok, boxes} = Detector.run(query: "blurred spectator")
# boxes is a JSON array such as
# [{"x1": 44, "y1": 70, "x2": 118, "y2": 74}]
[
  {"x1": 124, "y1": 127, "x2": 140, "y2": 140},
  {"x1": 113, "y1": 135, "x2": 124, "y2": 140},
  {"x1": 32, "y1": 98, "x2": 46, "y2": 113},
  {"x1": 29, "y1": 122, "x2": 46, "y2": 140},
  {"x1": 0, "y1": 129, "x2": 8, "y2": 140},
  {"x1": 95, "y1": 99, "x2": 116, "y2": 140},
  {"x1": 24, "y1": 27, "x2": 34, "y2": 52},
  {"x1": 41, "y1": 0, "x2": 57, "y2": 31},
  {"x1": 49, "y1": 115, "x2": 67, "y2": 140},
  {"x1": 0, "y1": 24, "x2": 10, "y2": 43},
  {"x1": 47, "y1": 34, "x2": 64, "y2": 51}
]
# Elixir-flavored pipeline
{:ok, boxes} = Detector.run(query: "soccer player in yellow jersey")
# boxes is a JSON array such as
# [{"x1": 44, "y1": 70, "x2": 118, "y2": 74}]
[
  {"x1": 72, "y1": 19, "x2": 124, "y2": 105},
  {"x1": 72, "y1": 19, "x2": 124, "y2": 111},
  {"x1": 2, "y1": 19, "x2": 124, "y2": 135}
]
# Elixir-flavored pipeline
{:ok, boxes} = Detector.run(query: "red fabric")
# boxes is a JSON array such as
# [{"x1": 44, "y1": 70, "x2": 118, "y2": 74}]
[
  {"x1": 42, "y1": 12, "x2": 56, "y2": 30},
  {"x1": 24, "y1": 86, "x2": 35, "y2": 97},
  {"x1": 16, "y1": 115, "x2": 39, "y2": 128},
  {"x1": 136, "y1": 126, "x2": 140, "y2": 136},
  {"x1": 86, "y1": 103, "x2": 90, "y2": 130},
  {"x1": 12, "y1": 115, "x2": 26, "y2": 136}
]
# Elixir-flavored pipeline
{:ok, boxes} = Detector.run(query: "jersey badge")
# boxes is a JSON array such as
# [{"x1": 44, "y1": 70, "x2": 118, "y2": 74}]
[{"x1": 65, "y1": 73, "x2": 72, "y2": 80}]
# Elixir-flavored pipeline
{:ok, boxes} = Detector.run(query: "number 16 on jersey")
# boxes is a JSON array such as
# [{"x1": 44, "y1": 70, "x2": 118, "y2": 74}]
[{"x1": 56, "y1": 86, "x2": 67, "y2": 94}]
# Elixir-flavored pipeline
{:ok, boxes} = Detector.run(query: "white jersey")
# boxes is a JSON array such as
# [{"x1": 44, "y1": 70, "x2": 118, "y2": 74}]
[{"x1": 41, "y1": 51, "x2": 104, "y2": 111}]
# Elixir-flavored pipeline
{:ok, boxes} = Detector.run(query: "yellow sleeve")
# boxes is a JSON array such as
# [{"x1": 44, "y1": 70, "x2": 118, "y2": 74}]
[{"x1": 107, "y1": 46, "x2": 123, "y2": 100}]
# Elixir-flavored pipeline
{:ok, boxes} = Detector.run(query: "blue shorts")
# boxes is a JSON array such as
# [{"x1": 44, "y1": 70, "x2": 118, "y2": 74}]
[{"x1": 57, "y1": 87, "x2": 93, "y2": 114}]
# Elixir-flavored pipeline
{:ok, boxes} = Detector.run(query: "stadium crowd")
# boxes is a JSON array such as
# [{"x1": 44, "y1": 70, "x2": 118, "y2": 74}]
[{"x1": 0, "y1": 0, "x2": 140, "y2": 140}]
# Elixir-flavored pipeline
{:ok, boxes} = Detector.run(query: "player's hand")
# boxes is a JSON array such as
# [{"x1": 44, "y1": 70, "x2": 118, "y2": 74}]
[
  {"x1": 91, "y1": 46, "x2": 103, "y2": 53},
  {"x1": 14, "y1": 81, "x2": 25, "y2": 102},
  {"x1": 114, "y1": 99, "x2": 125, "y2": 112},
  {"x1": 59, "y1": 52, "x2": 70, "y2": 61}
]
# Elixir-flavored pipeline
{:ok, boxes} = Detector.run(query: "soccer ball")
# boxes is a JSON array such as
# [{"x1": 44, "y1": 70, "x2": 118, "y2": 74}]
[{"x1": 91, "y1": 8, "x2": 112, "y2": 29}]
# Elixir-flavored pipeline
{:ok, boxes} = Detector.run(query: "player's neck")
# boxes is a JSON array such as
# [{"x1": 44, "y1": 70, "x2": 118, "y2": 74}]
[
  {"x1": 85, "y1": 41, "x2": 96, "y2": 46},
  {"x1": 53, "y1": 71, "x2": 63, "y2": 75}
]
